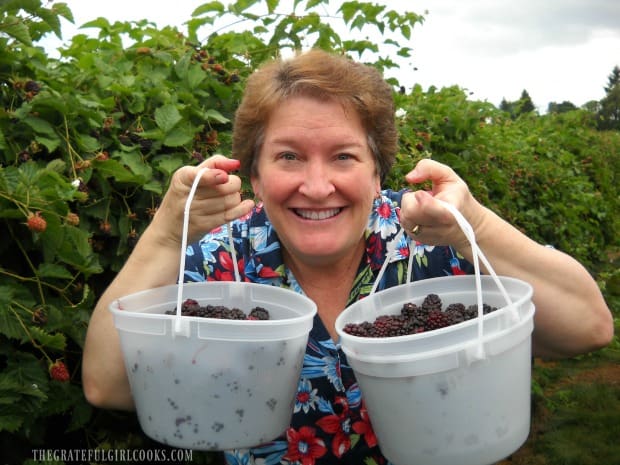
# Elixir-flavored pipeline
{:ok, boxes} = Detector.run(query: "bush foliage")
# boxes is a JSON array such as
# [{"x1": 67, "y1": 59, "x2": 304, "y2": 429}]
[{"x1": 1, "y1": 1, "x2": 618, "y2": 463}]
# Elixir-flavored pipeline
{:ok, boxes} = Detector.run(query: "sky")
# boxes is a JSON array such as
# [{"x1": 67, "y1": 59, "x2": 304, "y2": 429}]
[{"x1": 40, "y1": 0, "x2": 620, "y2": 111}]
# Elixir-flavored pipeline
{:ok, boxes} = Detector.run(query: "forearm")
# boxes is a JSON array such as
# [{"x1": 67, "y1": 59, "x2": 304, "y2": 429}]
[
  {"x1": 468, "y1": 204, "x2": 614, "y2": 358},
  {"x1": 82, "y1": 223, "x2": 182, "y2": 410}
]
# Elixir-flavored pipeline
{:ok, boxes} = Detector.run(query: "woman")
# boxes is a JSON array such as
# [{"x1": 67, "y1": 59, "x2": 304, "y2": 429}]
[{"x1": 83, "y1": 49, "x2": 613, "y2": 464}]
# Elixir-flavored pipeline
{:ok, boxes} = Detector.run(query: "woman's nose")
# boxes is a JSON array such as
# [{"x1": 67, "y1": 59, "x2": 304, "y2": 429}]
[{"x1": 298, "y1": 161, "x2": 336, "y2": 198}]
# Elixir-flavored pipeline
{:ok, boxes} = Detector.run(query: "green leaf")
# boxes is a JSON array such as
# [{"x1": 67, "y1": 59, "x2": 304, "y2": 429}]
[
  {"x1": 155, "y1": 156, "x2": 184, "y2": 176},
  {"x1": 117, "y1": 151, "x2": 153, "y2": 179},
  {"x1": 187, "y1": 65, "x2": 207, "y2": 89},
  {"x1": 94, "y1": 158, "x2": 144, "y2": 184},
  {"x1": 76, "y1": 133, "x2": 101, "y2": 153},
  {"x1": 54, "y1": 226, "x2": 102, "y2": 275},
  {"x1": 0, "y1": 286, "x2": 15, "y2": 310},
  {"x1": 338, "y1": 2, "x2": 358, "y2": 24},
  {"x1": 0, "y1": 408, "x2": 23, "y2": 433},
  {"x1": 35, "y1": 135, "x2": 61, "y2": 153},
  {"x1": 0, "y1": 306, "x2": 26, "y2": 341},
  {"x1": 154, "y1": 104, "x2": 182, "y2": 132},
  {"x1": 265, "y1": 0, "x2": 278, "y2": 13},
  {"x1": 192, "y1": 1, "x2": 225, "y2": 16},
  {"x1": 23, "y1": 116, "x2": 56, "y2": 137},
  {"x1": 205, "y1": 108, "x2": 230, "y2": 124},
  {"x1": 68, "y1": 398, "x2": 93, "y2": 432},
  {"x1": 29, "y1": 326, "x2": 67, "y2": 351},
  {"x1": 143, "y1": 180, "x2": 163, "y2": 194},
  {"x1": 37, "y1": 263, "x2": 73, "y2": 280},
  {"x1": 163, "y1": 125, "x2": 195, "y2": 147},
  {"x1": 1, "y1": 15, "x2": 32, "y2": 45}
]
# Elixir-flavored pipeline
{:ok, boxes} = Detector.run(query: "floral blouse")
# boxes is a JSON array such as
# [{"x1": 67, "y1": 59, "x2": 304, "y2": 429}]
[{"x1": 184, "y1": 189, "x2": 472, "y2": 465}]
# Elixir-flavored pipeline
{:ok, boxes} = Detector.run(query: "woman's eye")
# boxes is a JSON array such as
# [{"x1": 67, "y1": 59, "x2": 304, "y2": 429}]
[
  {"x1": 279, "y1": 152, "x2": 297, "y2": 161},
  {"x1": 336, "y1": 153, "x2": 353, "y2": 161}
]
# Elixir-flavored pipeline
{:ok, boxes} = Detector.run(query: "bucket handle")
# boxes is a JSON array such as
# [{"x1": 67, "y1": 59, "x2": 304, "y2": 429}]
[
  {"x1": 174, "y1": 166, "x2": 241, "y2": 336},
  {"x1": 371, "y1": 198, "x2": 518, "y2": 360}
]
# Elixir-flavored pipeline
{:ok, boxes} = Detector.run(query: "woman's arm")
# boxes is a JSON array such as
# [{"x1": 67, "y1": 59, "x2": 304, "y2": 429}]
[
  {"x1": 400, "y1": 159, "x2": 614, "y2": 359},
  {"x1": 82, "y1": 156, "x2": 254, "y2": 410}
]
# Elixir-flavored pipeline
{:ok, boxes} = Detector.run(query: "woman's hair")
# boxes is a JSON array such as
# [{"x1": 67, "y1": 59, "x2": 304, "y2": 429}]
[{"x1": 232, "y1": 49, "x2": 398, "y2": 182}]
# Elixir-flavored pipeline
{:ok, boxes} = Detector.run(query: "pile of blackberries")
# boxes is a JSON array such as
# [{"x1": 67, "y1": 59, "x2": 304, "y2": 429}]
[
  {"x1": 342, "y1": 293, "x2": 497, "y2": 338},
  {"x1": 166, "y1": 299, "x2": 270, "y2": 320}
]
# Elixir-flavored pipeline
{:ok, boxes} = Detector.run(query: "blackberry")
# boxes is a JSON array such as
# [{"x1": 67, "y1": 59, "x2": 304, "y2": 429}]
[
  {"x1": 401, "y1": 302, "x2": 419, "y2": 319},
  {"x1": 445, "y1": 303, "x2": 467, "y2": 324},
  {"x1": 341, "y1": 293, "x2": 500, "y2": 338},
  {"x1": 421, "y1": 293, "x2": 442, "y2": 312},
  {"x1": 465, "y1": 303, "x2": 497, "y2": 317},
  {"x1": 248, "y1": 307, "x2": 270, "y2": 320},
  {"x1": 425, "y1": 310, "x2": 453, "y2": 331},
  {"x1": 166, "y1": 299, "x2": 272, "y2": 321},
  {"x1": 371, "y1": 314, "x2": 410, "y2": 337}
]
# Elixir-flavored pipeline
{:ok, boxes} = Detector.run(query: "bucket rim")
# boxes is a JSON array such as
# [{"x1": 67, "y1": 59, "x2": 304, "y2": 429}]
[
  {"x1": 335, "y1": 275, "x2": 533, "y2": 352},
  {"x1": 340, "y1": 300, "x2": 535, "y2": 364},
  {"x1": 109, "y1": 281, "x2": 318, "y2": 327}
]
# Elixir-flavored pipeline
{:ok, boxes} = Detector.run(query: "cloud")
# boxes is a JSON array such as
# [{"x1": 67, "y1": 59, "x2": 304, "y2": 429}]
[{"x1": 421, "y1": 0, "x2": 620, "y2": 56}]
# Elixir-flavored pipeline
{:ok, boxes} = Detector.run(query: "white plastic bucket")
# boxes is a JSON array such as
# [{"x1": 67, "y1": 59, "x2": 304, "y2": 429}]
[
  {"x1": 109, "y1": 168, "x2": 317, "y2": 450},
  {"x1": 336, "y1": 276, "x2": 534, "y2": 465},
  {"x1": 110, "y1": 282, "x2": 316, "y2": 450},
  {"x1": 335, "y1": 201, "x2": 536, "y2": 465}
]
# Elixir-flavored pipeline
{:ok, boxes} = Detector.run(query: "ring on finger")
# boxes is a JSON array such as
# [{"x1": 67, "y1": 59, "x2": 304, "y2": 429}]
[{"x1": 411, "y1": 224, "x2": 421, "y2": 235}]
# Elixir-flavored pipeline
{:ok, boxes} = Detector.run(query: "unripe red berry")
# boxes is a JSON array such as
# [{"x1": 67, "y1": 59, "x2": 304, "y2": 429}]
[
  {"x1": 26, "y1": 212, "x2": 47, "y2": 232},
  {"x1": 49, "y1": 360, "x2": 70, "y2": 382}
]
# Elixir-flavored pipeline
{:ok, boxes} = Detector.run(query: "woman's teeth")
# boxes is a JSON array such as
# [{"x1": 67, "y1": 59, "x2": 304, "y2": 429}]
[{"x1": 295, "y1": 208, "x2": 342, "y2": 220}]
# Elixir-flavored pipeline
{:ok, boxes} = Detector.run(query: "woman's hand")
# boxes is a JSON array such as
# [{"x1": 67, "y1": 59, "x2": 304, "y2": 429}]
[
  {"x1": 400, "y1": 159, "x2": 483, "y2": 250},
  {"x1": 152, "y1": 155, "x2": 255, "y2": 247}
]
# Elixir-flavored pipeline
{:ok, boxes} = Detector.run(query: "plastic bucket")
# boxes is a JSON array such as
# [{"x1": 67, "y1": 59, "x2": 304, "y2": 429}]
[
  {"x1": 335, "y1": 200, "x2": 535, "y2": 465},
  {"x1": 336, "y1": 275, "x2": 534, "y2": 465},
  {"x1": 110, "y1": 281, "x2": 316, "y2": 450}
]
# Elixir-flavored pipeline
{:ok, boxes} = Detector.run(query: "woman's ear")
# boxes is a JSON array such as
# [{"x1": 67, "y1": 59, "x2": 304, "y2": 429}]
[{"x1": 250, "y1": 175, "x2": 261, "y2": 201}]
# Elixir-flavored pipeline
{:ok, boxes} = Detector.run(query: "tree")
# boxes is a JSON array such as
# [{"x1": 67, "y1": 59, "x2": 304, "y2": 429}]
[
  {"x1": 598, "y1": 65, "x2": 620, "y2": 130},
  {"x1": 499, "y1": 90, "x2": 536, "y2": 119},
  {"x1": 548, "y1": 101, "x2": 577, "y2": 114},
  {"x1": 499, "y1": 97, "x2": 515, "y2": 117},
  {"x1": 604, "y1": 65, "x2": 620, "y2": 93},
  {"x1": 516, "y1": 89, "x2": 536, "y2": 115}
]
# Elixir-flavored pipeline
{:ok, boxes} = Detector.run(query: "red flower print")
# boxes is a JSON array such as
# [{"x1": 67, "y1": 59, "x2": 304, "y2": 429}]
[
  {"x1": 377, "y1": 201, "x2": 392, "y2": 219},
  {"x1": 258, "y1": 264, "x2": 280, "y2": 278},
  {"x1": 212, "y1": 251, "x2": 244, "y2": 281},
  {"x1": 284, "y1": 426, "x2": 327, "y2": 465},
  {"x1": 398, "y1": 245, "x2": 410, "y2": 257},
  {"x1": 352, "y1": 404, "x2": 378, "y2": 448},
  {"x1": 316, "y1": 397, "x2": 353, "y2": 458}
]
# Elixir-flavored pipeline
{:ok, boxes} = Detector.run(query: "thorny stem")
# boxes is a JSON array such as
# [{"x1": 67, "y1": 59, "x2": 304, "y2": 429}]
[
  {"x1": 9, "y1": 304, "x2": 53, "y2": 364},
  {"x1": 11, "y1": 226, "x2": 45, "y2": 305},
  {"x1": 62, "y1": 115, "x2": 84, "y2": 180}
]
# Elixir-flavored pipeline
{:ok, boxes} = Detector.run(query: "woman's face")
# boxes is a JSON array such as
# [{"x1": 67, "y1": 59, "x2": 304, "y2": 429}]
[{"x1": 251, "y1": 96, "x2": 380, "y2": 268}]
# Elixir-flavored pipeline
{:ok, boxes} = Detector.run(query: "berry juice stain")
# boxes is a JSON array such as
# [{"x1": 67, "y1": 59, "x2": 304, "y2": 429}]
[
  {"x1": 266, "y1": 398, "x2": 277, "y2": 411},
  {"x1": 191, "y1": 342, "x2": 210, "y2": 364},
  {"x1": 436, "y1": 381, "x2": 449, "y2": 398}
]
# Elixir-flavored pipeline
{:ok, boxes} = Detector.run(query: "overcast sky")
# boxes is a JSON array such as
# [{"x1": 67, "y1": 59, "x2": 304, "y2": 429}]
[{"x1": 41, "y1": 0, "x2": 620, "y2": 111}]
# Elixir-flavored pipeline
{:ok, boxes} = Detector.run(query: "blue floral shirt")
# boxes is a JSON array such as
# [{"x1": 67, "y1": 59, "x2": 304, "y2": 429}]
[{"x1": 184, "y1": 189, "x2": 472, "y2": 465}]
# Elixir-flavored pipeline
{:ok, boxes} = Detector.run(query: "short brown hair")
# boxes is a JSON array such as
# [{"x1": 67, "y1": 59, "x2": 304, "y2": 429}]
[{"x1": 232, "y1": 49, "x2": 398, "y2": 182}]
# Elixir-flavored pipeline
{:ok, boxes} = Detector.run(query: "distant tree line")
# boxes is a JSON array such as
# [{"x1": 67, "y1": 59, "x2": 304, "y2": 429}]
[{"x1": 498, "y1": 65, "x2": 620, "y2": 131}]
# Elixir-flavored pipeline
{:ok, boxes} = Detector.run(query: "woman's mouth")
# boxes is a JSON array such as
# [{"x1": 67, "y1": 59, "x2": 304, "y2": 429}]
[{"x1": 293, "y1": 208, "x2": 342, "y2": 220}]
